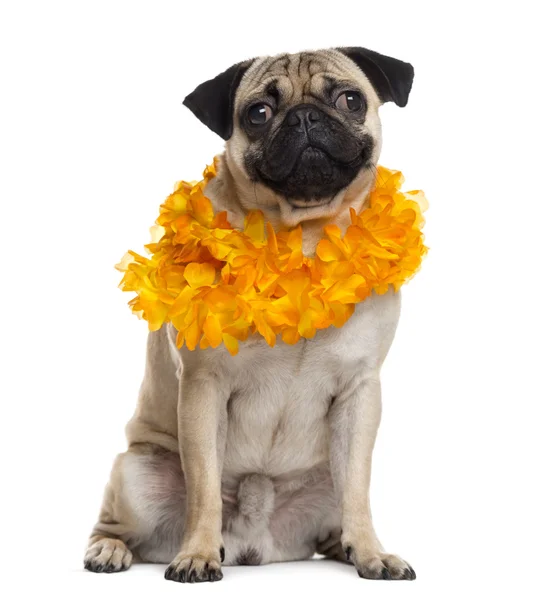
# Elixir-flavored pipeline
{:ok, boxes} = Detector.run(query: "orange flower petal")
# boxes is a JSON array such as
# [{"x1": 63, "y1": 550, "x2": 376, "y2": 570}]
[
  {"x1": 184, "y1": 262, "x2": 216, "y2": 289},
  {"x1": 190, "y1": 193, "x2": 215, "y2": 226},
  {"x1": 222, "y1": 333, "x2": 239, "y2": 355},
  {"x1": 203, "y1": 313, "x2": 223, "y2": 348},
  {"x1": 244, "y1": 210, "x2": 265, "y2": 242},
  {"x1": 316, "y1": 239, "x2": 343, "y2": 262},
  {"x1": 266, "y1": 222, "x2": 278, "y2": 254}
]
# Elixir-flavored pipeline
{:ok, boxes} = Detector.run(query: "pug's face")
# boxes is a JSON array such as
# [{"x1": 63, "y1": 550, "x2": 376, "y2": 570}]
[{"x1": 184, "y1": 47, "x2": 413, "y2": 209}]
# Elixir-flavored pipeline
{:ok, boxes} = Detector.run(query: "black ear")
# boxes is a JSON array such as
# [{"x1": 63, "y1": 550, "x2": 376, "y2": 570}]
[
  {"x1": 337, "y1": 47, "x2": 414, "y2": 108},
  {"x1": 183, "y1": 60, "x2": 254, "y2": 140}
]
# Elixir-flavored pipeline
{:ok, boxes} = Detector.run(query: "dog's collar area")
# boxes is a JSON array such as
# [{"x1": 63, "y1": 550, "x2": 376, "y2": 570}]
[{"x1": 117, "y1": 157, "x2": 428, "y2": 355}]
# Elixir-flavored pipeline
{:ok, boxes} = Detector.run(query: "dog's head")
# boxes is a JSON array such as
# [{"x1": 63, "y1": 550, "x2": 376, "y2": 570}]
[{"x1": 184, "y1": 48, "x2": 413, "y2": 214}]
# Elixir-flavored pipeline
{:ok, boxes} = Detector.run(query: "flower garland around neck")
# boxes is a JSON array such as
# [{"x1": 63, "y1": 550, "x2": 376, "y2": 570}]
[{"x1": 117, "y1": 157, "x2": 428, "y2": 355}]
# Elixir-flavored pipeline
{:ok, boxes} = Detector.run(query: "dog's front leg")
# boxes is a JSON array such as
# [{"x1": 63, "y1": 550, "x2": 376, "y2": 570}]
[
  {"x1": 164, "y1": 370, "x2": 229, "y2": 583},
  {"x1": 329, "y1": 375, "x2": 416, "y2": 580}
]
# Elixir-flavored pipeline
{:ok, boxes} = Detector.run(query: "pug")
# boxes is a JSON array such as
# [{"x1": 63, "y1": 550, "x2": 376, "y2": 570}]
[{"x1": 84, "y1": 47, "x2": 416, "y2": 583}]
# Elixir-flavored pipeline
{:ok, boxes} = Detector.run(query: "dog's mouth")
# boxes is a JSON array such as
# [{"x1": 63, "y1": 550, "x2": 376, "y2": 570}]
[{"x1": 256, "y1": 143, "x2": 372, "y2": 204}]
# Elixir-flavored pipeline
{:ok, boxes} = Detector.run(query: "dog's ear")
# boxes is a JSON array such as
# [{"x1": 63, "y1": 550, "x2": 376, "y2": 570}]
[
  {"x1": 337, "y1": 47, "x2": 414, "y2": 108},
  {"x1": 183, "y1": 60, "x2": 255, "y2": 140}
]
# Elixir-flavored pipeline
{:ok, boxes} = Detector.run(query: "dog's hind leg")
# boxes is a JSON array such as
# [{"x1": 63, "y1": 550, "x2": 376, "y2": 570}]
[
  {"x1": 84, "y1": 445, "x2": 187, "y2": 573},
  {"x1": 84, "y1": 452, "x2": 135, "y2": 573},
  {"x1": 316, "y1": 529, "x2": 348, "y2": 562},
  {"x1": 85, "y1": 327, "x2": 184, "y2": 573}
]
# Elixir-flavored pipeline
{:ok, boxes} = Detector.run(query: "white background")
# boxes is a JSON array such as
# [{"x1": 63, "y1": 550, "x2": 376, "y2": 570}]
[{"x1": 1, "y1": 1, "x2": 540, "y2": 598}]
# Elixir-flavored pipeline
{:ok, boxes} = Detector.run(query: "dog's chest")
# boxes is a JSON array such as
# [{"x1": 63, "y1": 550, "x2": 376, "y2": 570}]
[
  {"x1": 223, "y1": 339, "x2": 338, "y2": 477},
  {"x1": 179, "y1": 291, "x2": 400, "y2": 479}
]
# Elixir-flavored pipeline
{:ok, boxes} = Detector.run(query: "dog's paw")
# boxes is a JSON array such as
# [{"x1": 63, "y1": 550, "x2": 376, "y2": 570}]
[
  {"x1": 84, "y1": 538, "x2": 132, "y2": 573},
  {"x1": 343, "y1": 545, "x2": 415, "y2": 580},
  {"x1": 164, "y1": 545, "x2": 224, "y2": 583}
]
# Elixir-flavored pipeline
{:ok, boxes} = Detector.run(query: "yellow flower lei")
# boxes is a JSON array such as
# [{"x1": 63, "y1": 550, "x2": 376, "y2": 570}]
[{"x1": 117, "y1": 158, "x2": 428, "y2": 355}]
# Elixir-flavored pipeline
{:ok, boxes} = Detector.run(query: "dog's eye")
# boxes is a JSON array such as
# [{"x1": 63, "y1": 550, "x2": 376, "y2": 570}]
[
  {"x1": 247, "y1": 103, "x2": 273, "y2": 125},
  {"x1": 335, "y1": 91, "x2": 363, "y2": 112}
]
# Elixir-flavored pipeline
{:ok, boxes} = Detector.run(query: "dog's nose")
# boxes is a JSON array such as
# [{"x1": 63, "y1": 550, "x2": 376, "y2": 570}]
[{"x1": 286, "y1": 104, "x2": 322, "y2": 129}]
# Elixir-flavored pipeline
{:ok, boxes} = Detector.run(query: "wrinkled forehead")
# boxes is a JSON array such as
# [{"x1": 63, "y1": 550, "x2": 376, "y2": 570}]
[{"x1": 237, "y1": 50, "x2": 379, "y2": 107}]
